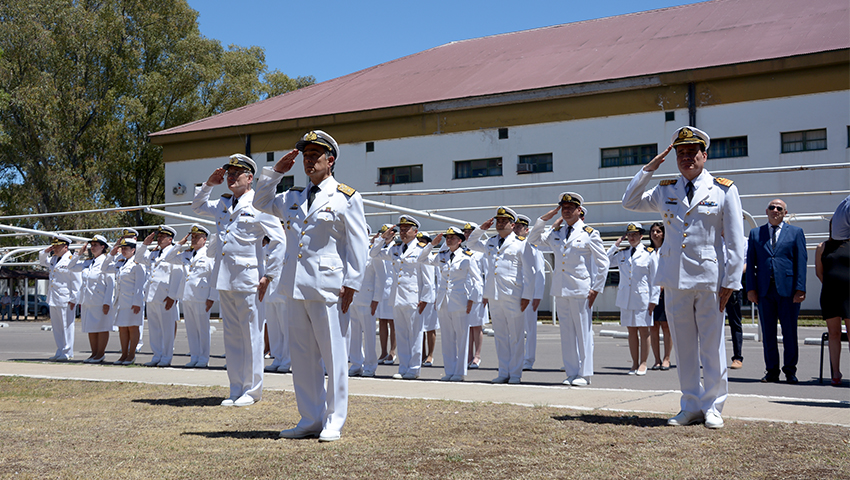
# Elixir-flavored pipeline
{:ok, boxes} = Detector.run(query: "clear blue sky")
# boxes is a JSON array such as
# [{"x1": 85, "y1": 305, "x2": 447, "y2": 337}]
[{"x1": 185, "y1": 0, "x2": 703, "y2": 83}]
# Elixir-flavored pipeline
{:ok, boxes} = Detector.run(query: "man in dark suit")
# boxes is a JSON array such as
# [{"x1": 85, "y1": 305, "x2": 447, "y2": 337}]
[{"x1": 746, "y1": 199, "x2": 807, "y2": 384}]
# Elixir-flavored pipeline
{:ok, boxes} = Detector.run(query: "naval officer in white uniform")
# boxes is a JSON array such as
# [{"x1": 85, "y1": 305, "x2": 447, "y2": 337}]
[
  {"x1": 370, "y1": 215, "x2": 435, "y2": 380},
  {"x1": 528, "y1": 193, "x2": 609, "y2": 386},
  {"x1": 162, "y1": 224, "x2": 218, "y2": 368},
  {"x1": 254, "y1": 130, "x2": 368, "y2": 443},
  {"x1": 467, "y1": 207, "x2": 535, "y2": 384},
  {"x1": 39, "y1": 236, "x2": 82, "y2": 361},
  {"x1": 193, "y1": 153, "x2": 286, "y2": 407},
  {"x1": 622, "y1": 126, "x2": 745, "y2": 429}
]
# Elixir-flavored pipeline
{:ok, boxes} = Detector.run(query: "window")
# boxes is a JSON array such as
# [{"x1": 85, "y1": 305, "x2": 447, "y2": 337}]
[
  {"x1": 498, "y1": 128, "x2": 509, "y2": 139},
  {"x1": 710, "y1": 136, "x2": 748, "y2": 158},
  {"x1": 275, "y1": 176, "x2": 294, "y2": 193},
  {"x1": 266, "y1": 152, "x2": 275, "y2": 163},
  {"x1": 600, "y1": 144, "x2": 658, "y2": 168},
  {"x1": 665, "y1": 111, "x2": 675, "y2": 122},
  {"x1": 366, "y1": 142, "x2": 374, "y2": 152},
  {"x1": 781, "y1": 128, "x2": 826, "y2": 153},
  {"x1": 378, "y1": 165, "x2": 423, "y2": 185},
  {"x1": 517, "y1": 153, "x2": 553, "y2": 174},
  {"x1": 455, "y1": 158, "x2": 502, "y2": 179}
]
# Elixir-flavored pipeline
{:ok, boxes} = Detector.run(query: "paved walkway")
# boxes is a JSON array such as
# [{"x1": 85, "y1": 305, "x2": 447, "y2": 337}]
[{"x1": 1, "y1": 361, "x2": 847, "y2": 427}]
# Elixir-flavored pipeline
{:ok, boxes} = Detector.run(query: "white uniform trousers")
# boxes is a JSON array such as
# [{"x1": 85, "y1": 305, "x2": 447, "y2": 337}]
[
  {"x1": 489, "y1": 298, "x2": 525, "y2": 381},
  {"x1": 440, "y1": 306, "x2": 470, "y2": 378},
  {"x1": 183, "y1": 301, "x2": 211, "y2": 364},
  {"x1": 523, "y1": 306, "x2": 538, "y2": 367},
  {"x1": 265, "y1": 301, "x2": 290, "y2": 370},
  {"x1": 288, "y1": 299, "x2": 349, "y2": 435},
  {"x1": 349, "y1": 304, "x2": 377, "y2": 372},
  {"x1": 49, "y1": 305, "x2": 75, "y2": 357},
  {"x1": 146, "y1": 300, "x2": 178, "y2": 364},
  {"x1": 665, "y1": 288, "x2": 728, "y2": 415},
  {"x1": 393, "y1": 305, "x2": 425, "y2": 376},
  {"x1": 219, "y1": 290, "x2": 265, "y2": 401},
  {"x1": 556, "y1": 296, "x2": 594, "y2": 378}
]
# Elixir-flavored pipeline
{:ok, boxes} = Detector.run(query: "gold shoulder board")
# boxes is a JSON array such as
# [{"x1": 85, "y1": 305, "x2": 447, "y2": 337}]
[
  {"x1": 464, "y1": 250, "x2": 474, "y2": 256},
  {"x1": 337, "y1": 183, "x2": 356, "y2": 197},
  {"x1": 714, "y1": 177, "x2": 733, "y2": 187},
  {"x1": 516, "y1": 235, "x2": 526, "y2": 241},
  {"x1": 220, "y1": 193, "x2": 233, "y2": 199},
  {"x1": 659, "y1": 179, "x2": 677, "y2": 186},
  {"x1": 418, "y1": 241, "x2": 427, "y2": 247},
  {"x1": 584, "y1": 226, "x2": 594, "y2": 234},
  {"x1": 290, "y1": 186, "x2": 305, "y2": 192},
  {"x1": 646, "y1": 246, "x2": 654, "y2": 253}
]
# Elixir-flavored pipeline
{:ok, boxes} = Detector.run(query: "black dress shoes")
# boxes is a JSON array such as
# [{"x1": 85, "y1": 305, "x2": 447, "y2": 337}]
[
  {"x1": 760, "y1": 374, "x2": 780, "y2": 383},
  {"x1": 786, "y1": 374, "x2": 799, "y2": 384}
]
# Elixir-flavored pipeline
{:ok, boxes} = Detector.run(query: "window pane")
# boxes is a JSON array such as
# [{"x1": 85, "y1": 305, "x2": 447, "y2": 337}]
[
  {"x1": 804, "y1": 129, "x2": 827, "y2": 150},
  {"x1": 782, "y1": 132, "x2": 804, "y2": 153}
]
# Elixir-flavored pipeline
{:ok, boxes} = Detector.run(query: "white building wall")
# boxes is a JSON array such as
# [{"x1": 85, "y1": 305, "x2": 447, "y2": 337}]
[{"x1": 164, "y1": 90, "x2": 849, "y2": 313}]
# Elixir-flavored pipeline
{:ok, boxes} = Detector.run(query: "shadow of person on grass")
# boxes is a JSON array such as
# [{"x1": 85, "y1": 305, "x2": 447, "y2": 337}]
[
  {"x1": 553, "y1": 413, "x2": 669, "y2": 427},
  {"x1": 181, "y1": 431, "x2": 283, "y2": 440},
  {"x1": 132, "y1": 397, "x2": 224, "y2": 407}
]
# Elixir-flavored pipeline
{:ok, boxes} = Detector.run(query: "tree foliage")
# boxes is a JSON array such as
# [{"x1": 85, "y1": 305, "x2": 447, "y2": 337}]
[{"x1": 0, "y1": 0, "x2": 313, "y2": 240}]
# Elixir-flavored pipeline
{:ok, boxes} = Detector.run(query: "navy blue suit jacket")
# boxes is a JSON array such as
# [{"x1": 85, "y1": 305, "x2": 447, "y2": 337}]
[{"x1": 746, "y1": 223, "x2": 807, "y2": 298}]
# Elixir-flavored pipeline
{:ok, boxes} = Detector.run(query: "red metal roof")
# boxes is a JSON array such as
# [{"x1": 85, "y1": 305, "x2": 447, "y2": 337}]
[{"x1": 152, "y1": 0, "x2": 849, "y2": 138}]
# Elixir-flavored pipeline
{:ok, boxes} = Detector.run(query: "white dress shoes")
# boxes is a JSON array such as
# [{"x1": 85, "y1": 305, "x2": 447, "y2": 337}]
[
  {"x1": 704, "y1": 411, "x2": 724, "y2": 429},
  {"x1": 392, "y1": 373, "x2": 403, "y2": 379},
  {"x1": 276, "y1": 365, "x2": 291, "y2": 373},
  {"x1": 279, "y1": 426, "x2": 320, "y2": 439},
  {"x1": 318, "y1": 430, "x2": 341, "y2": 442},
  {"x1": 508, "y1": 377, "x2": 521, "y2": 384},
  {"x1": 143, "y1": 360, "x2": 159, "y2": 367},
  {"x1": 157, "y1": 361, "x2": 171, "y2": 367},
  {"x1": 440, "y1": 375, "x2": 452, "y2": 381},
  {"x1": 491, "y1": 376, "x2": 509, "y2": 384},
  {"x1": 570, "y1": 377, "x2": 589, "y2": 386},
  {"x1": 361, "y1": 369, "x2": 375, "y2": 377},
  {"x1": 449, "y1": 375, "x2": 464, "y2": 382},
  {"x1": 402, "y1": 373, "x2": 419, "y2": 380},
  {"x1": 184, "y1": 361, "x2": 197, "y2": 368},
  {"x1": 348, "y1": 366, "x2": 362, "y2": 377},
  {"x1": 194, "y1": 362, "x2": 207, "y2": 368},
  {"x1": 234, "y1": 394, "x2": 256, "y2": 407},
  {"x1": 667, "y1": 410, "x2": 704, "y2": 426},
  {"x1": 264, "y1": 364, "x2": 280, "y2": 372},
  {"x1": 220, "y1": 397, "x2": 237, "y2": 407}
]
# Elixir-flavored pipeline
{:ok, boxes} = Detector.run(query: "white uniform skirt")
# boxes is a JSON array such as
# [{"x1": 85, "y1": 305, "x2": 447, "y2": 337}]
[
  {"x1": 114, "y1": 303, "x2": 143, "y2": 327},
  {"x1": 81, "y1": 304, "x2": 114, "y2": 333},
  {"x1": 467, "y1": 302, "x2": 488, "y2": 328},
  {"x1": 422, "y1": 302, "x2": 439, "y2": 331},
  {"x1": 376, "y1": 300, "x2": 394, "y2": 320},
  {"x1": 619, "y1": 308, "x2": 654, "y2": 328}
]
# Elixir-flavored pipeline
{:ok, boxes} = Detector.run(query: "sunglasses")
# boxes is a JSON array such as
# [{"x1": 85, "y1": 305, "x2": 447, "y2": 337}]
[{"x1": 767, "y1": 205, "x2": 784, "y2": 211}]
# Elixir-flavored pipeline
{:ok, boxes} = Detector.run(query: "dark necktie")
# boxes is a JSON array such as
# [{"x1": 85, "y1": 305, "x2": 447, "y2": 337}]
[
  {"x1": 402, "y1": 243, "x2": 408, "y2": 254},
  {"x1": 771, "y1": 225, "x2": 778, "y2": 247},
  {"x1": 498, "y1": 237, "x2": 505, "y2": 248},
  {"x1": 450, "y1": 252, "x2": 455, "y2": 262},
  {"x1": 308, "y1": 185, "x2": 320, "y2": 208},
  {"x1": 686, "y1": 181, "x2": 695, "y2": 203},
  {"x1": 565, "y1": 225, "x2": 573, "y2": 241},
  {"x1": 630, "y1": 246, "x2": 636, "y2": 257}
]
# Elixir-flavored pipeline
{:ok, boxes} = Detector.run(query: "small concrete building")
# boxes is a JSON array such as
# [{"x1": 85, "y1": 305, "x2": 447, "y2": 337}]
[{"x1": 150, "y1": 0, "x2": 850, "y2": 314}]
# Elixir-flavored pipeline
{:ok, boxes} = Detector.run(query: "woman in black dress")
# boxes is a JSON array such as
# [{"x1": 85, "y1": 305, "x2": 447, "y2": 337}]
[
  {"x1": 648, "y1": 222, "x2": 672, "y2": 370},
  {"x1": 816, "y1": 220, "x2": 850, "y2": 386}
]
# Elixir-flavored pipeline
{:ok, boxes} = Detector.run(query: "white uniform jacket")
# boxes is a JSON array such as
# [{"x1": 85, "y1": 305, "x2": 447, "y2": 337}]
[
  {"x1": 162, "y1": 245, "x2": 219, "y2": 303},
  {"x1": 352, "y1": 253, "x2": 384, "y2": 308},
  {"x1": 528, "y1": 241, "x2": 546, "y2": 301},
  {"x1": 370, "y1": 238, "x2": 436, "y2": 307},
  {"x1": 134, "y1": 244, "x2": 183, "y2": 303},
  {"x1": 527, "y1": 219, "x2": 609, "y2": 297},
  {"x1": 622, "y1": 168, "x2": 745, "y2": 292},
  {"x1": 466, "y1": 230, "x2": 534, "y2": 302},
  {"x1": 253, "y1": 169, "x2": 367, "y2": 302},
  {"x1": 607, "y1": 244, "x2": 660, "y2": 312},
  {"x1": 193, "y1": 185, "x2": 286, "y2": 293},
  {"x1": 102, "y1": 255, "x2": 146, "y2": 310},
  {"x1": 39, "y1": 250, "x2": 82, "y2": 307},
  {"x1": 417, "y1": 245, "x2": 480, "y2": 314},
  {"x1": 68, "y1": 254, "x2": 115, "y2": 307}
]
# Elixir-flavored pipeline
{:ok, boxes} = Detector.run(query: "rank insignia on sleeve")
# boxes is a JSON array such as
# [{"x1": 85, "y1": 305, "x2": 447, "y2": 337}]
[
  {"x1": 337, "y1": 183, "x2": 356, "y2": 198},
  {"x1": 659, "y1": 180, "x2": 677, "y2": 186},
  {"x1": 583, "y1": 226, "x2": 594, "y2": 234},
  {"x1": 714, "y1": 177, "x2": 733, "y2": 187}
]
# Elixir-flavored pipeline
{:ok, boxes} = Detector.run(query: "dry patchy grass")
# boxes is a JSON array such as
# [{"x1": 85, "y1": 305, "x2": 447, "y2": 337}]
[{"x1": 0, "y1": 377, "x2": 847, "y2": 479}]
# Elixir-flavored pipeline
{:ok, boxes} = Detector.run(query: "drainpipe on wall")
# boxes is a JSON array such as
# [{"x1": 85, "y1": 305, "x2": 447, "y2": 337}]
[
  {"x1": 245, "y1": 135, "x2": 252, "y2": 158},
  {"x1": 688, "y1": 82, "x2": 696, "y2": 127}
]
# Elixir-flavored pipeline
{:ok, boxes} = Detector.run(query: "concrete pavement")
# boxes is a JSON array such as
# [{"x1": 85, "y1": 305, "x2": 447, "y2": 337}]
[{"x1": 0, "y1": 320, "x2": 847, "y2": 427}]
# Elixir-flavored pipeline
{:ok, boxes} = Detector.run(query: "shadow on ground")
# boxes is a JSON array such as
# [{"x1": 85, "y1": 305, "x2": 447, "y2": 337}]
[
  {"x1": 132, "y1": 396, "x2": 224, "y2": 407},
  {"x1": 181, "y1": 430, "x2": 282, "y2": 440},
  {"x1": 552, "y1": 413, "x2": 668, "y2": 427}
]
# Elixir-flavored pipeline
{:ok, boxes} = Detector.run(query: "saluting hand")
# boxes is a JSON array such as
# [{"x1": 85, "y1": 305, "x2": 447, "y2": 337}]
[
  {"x1": 178, "y1": 234, "x2": 190, "y2": 246},
  {"x1": 540, "y1": 206, "x2": 561, "y2": 222},
  {"x1": 431, "y1": 233, "x2": 443, "y2": 246},
  {"x1": 644, "y1": 144, "x2": 674, "y2": 172},
  {"x1": 274, "y1": 149, "x2": 299, "y2": 175},
  {"x1": 380, "y1": 226, "x2": 397, "y2": 243},
  {"x1": 207, "y1": 168, "x2": 226, "y2": 186},
  {"x1": 479, "y1": 218, "x2": 495, "y2": 230},
  {"x1": 143, "y1": 232, "x2": 156, "y2": 246}
]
